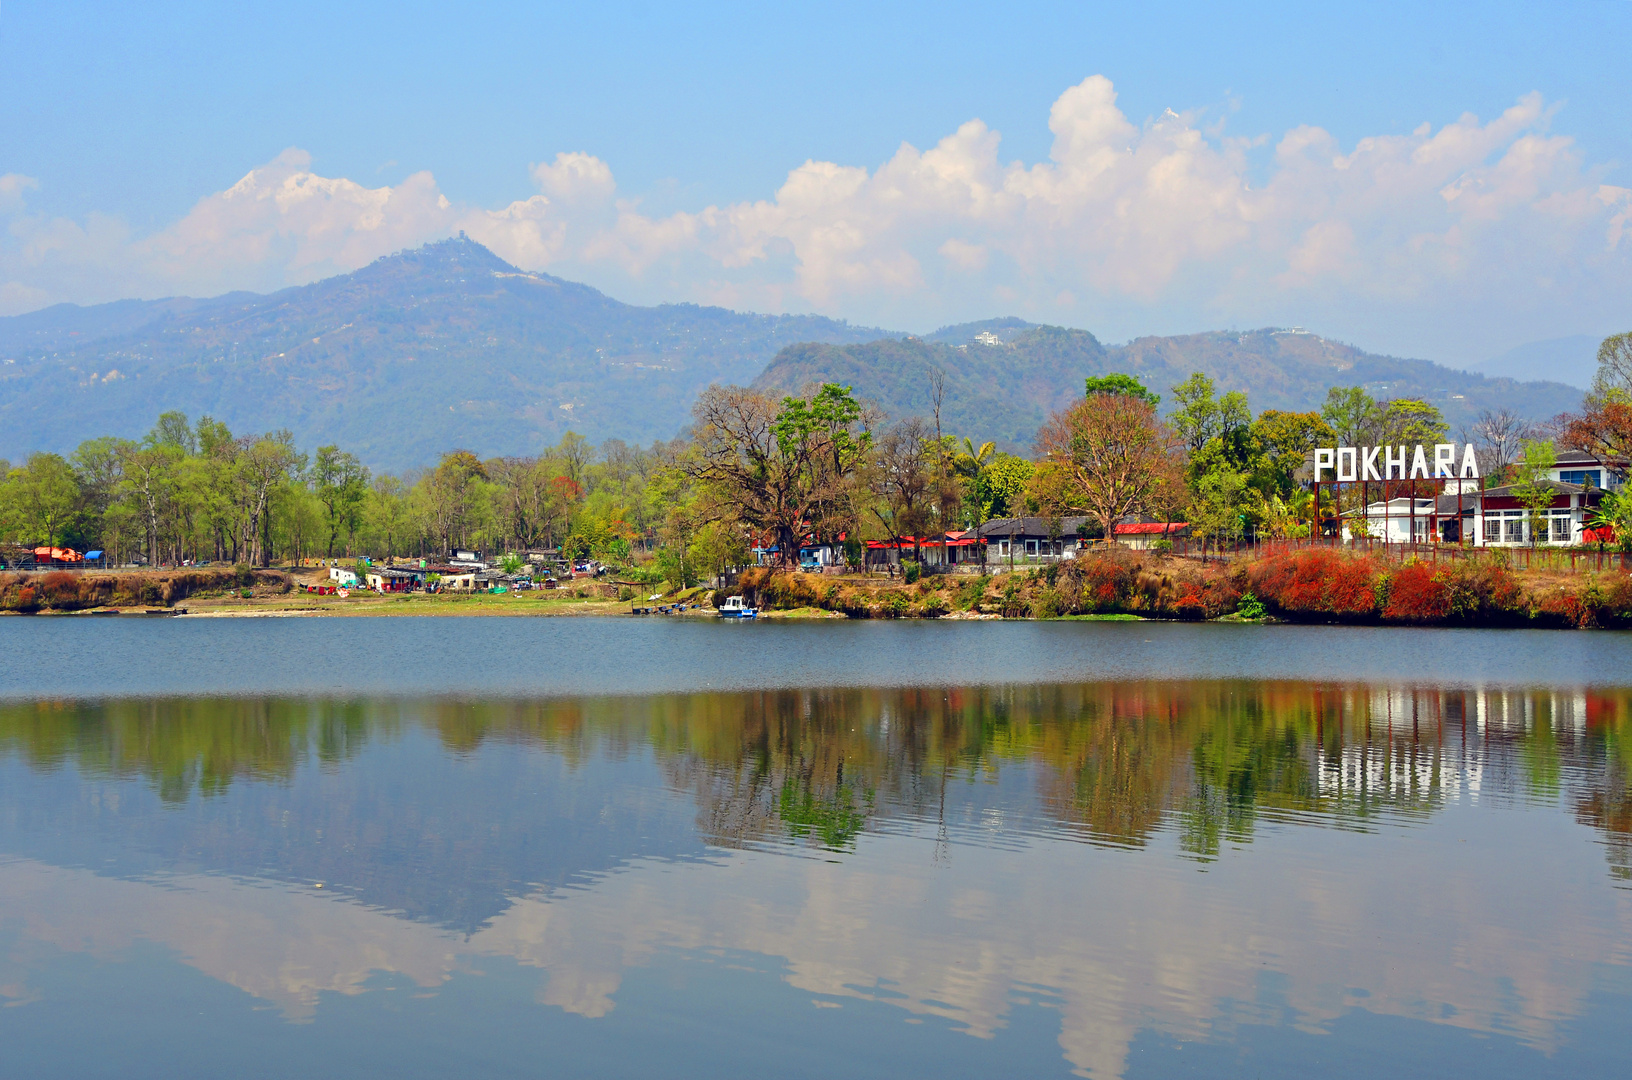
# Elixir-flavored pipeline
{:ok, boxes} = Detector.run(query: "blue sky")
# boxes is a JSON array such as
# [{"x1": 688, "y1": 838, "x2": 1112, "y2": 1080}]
[{"x1": 2, "y1": 1, "x2": 1630, "y2": 368}]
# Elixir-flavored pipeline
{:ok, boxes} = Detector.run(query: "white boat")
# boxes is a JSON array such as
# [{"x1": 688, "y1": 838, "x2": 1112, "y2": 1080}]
[{"x1": 719, "y1": 595, "x2": 758, "y2": 619}]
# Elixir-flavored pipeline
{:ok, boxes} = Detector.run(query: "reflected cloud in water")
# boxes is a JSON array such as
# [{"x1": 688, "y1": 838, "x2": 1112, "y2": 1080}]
[{"x1": 1, "y1": 681, "x2": 1630, "y2": 1078}]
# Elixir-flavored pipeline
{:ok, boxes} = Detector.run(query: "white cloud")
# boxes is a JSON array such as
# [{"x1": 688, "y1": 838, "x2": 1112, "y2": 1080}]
[
  {"x1": 2, "y1": 77, "x2": 1630, "y2": 362},
  {"x1": 0, "y1": 173, "x2": 39, "y2": 214}
]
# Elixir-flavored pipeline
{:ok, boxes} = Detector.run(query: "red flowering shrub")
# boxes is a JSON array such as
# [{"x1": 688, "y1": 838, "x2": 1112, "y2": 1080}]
[
  {"x1": 1246, "y1": 550, "x2": 1380, "y2": 620},
  {"x1": 1171, "y1": 583, "x2": 1208, "y2": 619},
  {"x1": 1073, "y1": 555, "x2": 1136, "y2": 611},
  {"x1": 1381, "y1": 561, "x2": 1450, "y2": 623}
]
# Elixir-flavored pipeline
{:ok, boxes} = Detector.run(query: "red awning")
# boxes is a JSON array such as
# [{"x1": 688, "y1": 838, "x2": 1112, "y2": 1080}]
[{"x1": 1112, "y1": 523, "x2": 1189, "y2": 535}]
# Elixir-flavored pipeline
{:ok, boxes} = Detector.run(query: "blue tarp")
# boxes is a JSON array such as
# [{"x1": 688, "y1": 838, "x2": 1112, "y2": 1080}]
[{"x1": 84, "y1": 551, "x2": 104, "y2": 559}]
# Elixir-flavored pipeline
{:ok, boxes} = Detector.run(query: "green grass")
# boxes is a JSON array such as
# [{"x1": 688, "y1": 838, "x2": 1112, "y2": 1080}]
[{"x1": 1058, "y1": 612, "x2": 1143, "y2": 621}]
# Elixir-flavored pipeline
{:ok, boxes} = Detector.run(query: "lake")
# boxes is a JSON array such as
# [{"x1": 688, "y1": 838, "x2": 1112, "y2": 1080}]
[{"x1": 0, "y1": 617, "x2": 1629, "y2": 1078}]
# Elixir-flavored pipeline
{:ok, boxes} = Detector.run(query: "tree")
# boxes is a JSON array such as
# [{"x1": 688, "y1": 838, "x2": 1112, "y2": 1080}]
[
  {"x1": 150, "y1": 411, "x2": 198, "y2": 455},
  {"x1": 311, "y1": 445, "x2": 370, "y2": 558},
  {"x1": 1466, "y1": 407, "x2": 1535, "y2": 481},
  {"x1": 238, "y1": 433, "x2": 305, "y2": 566},
  {"x1": 870, "y1": 419, "x2": 934, "y2": 563},
  {"x1": 424, "y1": 450, "x2": 489, "y2": 554},
  {"x1": 6, "y1": 453, "x2": 81, "y2": 547},
  {"x1": 367, "y1": 474, "x2": 411, "y2": 557},
  {"x1": 1586, "y1": 491, "x2": 1632, "y2": 554},
  {"x1": 1379, "y1": 398, "x2": 1448, "y2": 446},
  {"x1": 118, "y1": 442, "x2": 183, "y2": 564},
  {"x1": 684, "y1": 383, "x2": 871, "y2": 570},
  {"x1": 1560, "y1": 334, "x2": 1632, "y2": 474},
  {"x1": 556, "y1": 432, "x2": 590, "y2": 489},
  {"x1": 1085, "y1": 372, "x2": 1159, "y2": 406},
  {"x1": 1033, "y1": 391, "x2": 1183, "y2": 539},
  {"x1": 1250, "y1": 410, "x2": 1333, "y2": 492},
  {"x1": 1320, "y1": 387, "x2": 1383, "y2": 446},
  {"x1": 975, "y1": 455, "x2": 1034, "y2": 520},
  {"x1": 1591, "y1": 331, "x2": 1632, "y2": 401},
  {"x1": 1168, "y1": 372, "x2": 1250, "y2": 455},
  {"x1": 1511, "y1": 439, "x2": 1559, "y2": 547}
]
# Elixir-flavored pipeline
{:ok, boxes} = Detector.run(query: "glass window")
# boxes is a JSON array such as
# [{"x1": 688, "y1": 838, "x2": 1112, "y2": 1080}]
[
  {"x1": 1552, "y1": 517, "x2": 1571, "y2": 543},
  {"x1": 1025, "y1": 540, "x2": 1038, "y2": 557},
  {"x1": 1483, "y1": 518, "x2": 1500, "y2": 542},
  {"x1": 1505, "y1": 518, "x2": 1526, "y2": 543}
]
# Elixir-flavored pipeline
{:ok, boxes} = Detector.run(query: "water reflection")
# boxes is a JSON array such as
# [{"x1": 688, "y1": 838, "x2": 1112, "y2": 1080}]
[
  {"x1": 5, "y1": 684, "x2": 1629, "y2": 870},
  {"x1": 1, "y1": 683, "x2": 1630, "y2": 1078}
]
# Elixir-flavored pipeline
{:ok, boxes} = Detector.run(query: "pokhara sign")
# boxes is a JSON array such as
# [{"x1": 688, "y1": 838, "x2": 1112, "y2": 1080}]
[{"x1": 1312, "y1": 443, "x2": 1480, "y2": 483}]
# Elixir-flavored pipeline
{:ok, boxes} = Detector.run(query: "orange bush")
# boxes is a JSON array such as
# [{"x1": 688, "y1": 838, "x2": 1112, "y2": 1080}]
[
  {"x1": 1246, "y1": 550, "x2": 1380, "y2": 620},
  {"x1": 1381, "y1": 561, "x2": 1450, "y2": 623}
]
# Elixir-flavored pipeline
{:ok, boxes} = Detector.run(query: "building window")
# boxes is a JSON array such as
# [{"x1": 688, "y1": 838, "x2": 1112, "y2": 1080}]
[
  {"x1": 1551, "y1": 517, "x2": 1571, "y2": 543},
  {"x1": 1025, "y1": 540, "x2": 1039, "y2": 557},
  {"x1": 1483, "y1": 518, "x2": 1501, "y2": 543},
  {"x1": 1504, "y1": 516, "x2": 1525, "y2": 544},
  {"x1": 1559, "y1": 469, "x2": 1602, "y2": 488}
]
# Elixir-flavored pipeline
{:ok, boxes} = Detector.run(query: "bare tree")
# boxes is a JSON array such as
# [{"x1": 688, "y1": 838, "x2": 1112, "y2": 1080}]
[
  {"x1": 1033, "y1": 393, "x2": 1183, "y2": 540},
  {"x1": 683, "y1": 383, "x2": 870, "y2": 570},
  {"x1": 870, "y1": 418, "x2": 934, "y2": 568},
  {"x1": 1463, "y1": 407, "x2": 1535, "y2": 479}
]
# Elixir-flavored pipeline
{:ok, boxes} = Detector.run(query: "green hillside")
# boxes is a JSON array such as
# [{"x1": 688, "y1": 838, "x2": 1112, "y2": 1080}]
[
  {"x1": 754, "y1": 322, "x2": 1584, "y2": 450},
  {"x1": 0, "y1": 238, "x2": 885, "y2": 470},
  {"x1": 751, "y1": 325, "x2": 1106, "y2": 447}
]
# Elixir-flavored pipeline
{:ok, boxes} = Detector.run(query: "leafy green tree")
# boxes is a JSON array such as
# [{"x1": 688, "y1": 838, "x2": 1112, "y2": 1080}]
[
  {"x1": 239, "y1": 433, "x2": 306, "y2": 566},
  {"x1": 423, "y1": 450, "x2": 489, "y2": 554},
  {"x1": 970, "y1": 453, "x2": 1033, "y2": 520},
  {"x1": 312, "y1": 444, "x2": 371, "y2": 557},
  {"x1": 366, "y1": 475, "x2": 411, "y2": 557},
  {"x1": 1084, "y1": 372, "x2": 1159, "y2": 405},
  {"x1": 1186, "y1": 438, "x2": 1261, "y2": 543},
  {"x1": 1585, "y1": 491, "x2": 1632, "y2": 553},
  {"x1": 1511, "y1": 439, "x2": 1559, "y2": 547},
  {"x1": 1380, "y1": 398, "x2": 1449, "y2": 446},
  {"x1": 1250, "y1": 410, "x2": 1334, "y2": 493},
  {"x1": 1169, "y1": 372, "x2": 1250, "y2": 454},
  {"x1": 1320, "y1": 387, "x2": 1383, "y2": 446},
  {"x1": 150, "y1": 411, "x2": 198, "y2": 455},
  {"x1": 5, "y1": 453, "x2": 81, "y2": 548},
  {"x1": 118, "y1": 442, "x2": 184, "y2": 564}
]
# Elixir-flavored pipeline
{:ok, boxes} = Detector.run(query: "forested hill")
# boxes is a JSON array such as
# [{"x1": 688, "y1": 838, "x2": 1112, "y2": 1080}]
[
  {"x1": 754, "y1": 322, "x2": 1584, "y2": 451},
  {"x1": 0, "y1": 238, "x2": 885, "y2": 470},
  {"x1": 752, "y1": 325, "x2": 1108, "y2": 448}
]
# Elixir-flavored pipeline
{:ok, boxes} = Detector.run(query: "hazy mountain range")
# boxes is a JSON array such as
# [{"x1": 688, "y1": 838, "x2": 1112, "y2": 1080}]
[{"x1": 0, "y1": 238, "x2": 1589, "y2": 469}]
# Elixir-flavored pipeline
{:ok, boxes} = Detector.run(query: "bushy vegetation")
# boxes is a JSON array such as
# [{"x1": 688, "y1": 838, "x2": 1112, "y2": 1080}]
[
  {"x1": 0, "y1": 567, "x2": 287, "y2": 612},
  {"x1": 1244, "y1": 548, "x2": 1632, "y2": 628}
]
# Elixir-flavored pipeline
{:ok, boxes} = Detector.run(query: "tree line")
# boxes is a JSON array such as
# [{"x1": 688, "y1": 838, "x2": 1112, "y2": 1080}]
[{"x1": 3, "y1": 333, "x2": 1630, "y2": 573}]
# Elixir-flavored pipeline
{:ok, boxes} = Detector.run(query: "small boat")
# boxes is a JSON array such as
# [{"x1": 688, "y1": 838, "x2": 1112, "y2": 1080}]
[{"x1": 719, "y1": 595, "x2": 758, "y2": 619}]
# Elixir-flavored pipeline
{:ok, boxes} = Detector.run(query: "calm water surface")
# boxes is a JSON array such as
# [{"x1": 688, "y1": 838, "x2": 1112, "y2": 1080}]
[{"x1": 1, "y1": 618, "x2": 1630, "y2": 1079}]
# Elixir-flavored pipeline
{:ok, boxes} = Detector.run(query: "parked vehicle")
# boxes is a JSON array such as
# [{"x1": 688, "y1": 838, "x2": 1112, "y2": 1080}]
[{"x1": 719, "y1": 595, "x2": 758, "y2": 619}]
